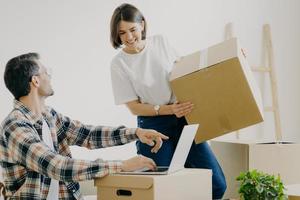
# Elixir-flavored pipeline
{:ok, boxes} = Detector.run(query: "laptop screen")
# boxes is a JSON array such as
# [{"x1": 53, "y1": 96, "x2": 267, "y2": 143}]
[{"x1": 117, "y1": 124, "x2": 199, "y2": 175}]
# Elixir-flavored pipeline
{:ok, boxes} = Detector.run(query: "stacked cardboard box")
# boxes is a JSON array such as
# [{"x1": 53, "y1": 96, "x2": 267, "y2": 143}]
[
  {"x1": 287, "y1": 184, "x2": 300, "y2": 200},
  {"x1": 210, "y1": 139, "x2": 300, "y2": 198},
  {"x1": 94, "y1": 169, "x2": 212, "y2": 200}
]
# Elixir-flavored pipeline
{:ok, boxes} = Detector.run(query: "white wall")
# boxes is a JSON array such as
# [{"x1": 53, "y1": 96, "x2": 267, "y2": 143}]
[{"x1": 0, "y1": 0, "x2": 299, "y2": 165}]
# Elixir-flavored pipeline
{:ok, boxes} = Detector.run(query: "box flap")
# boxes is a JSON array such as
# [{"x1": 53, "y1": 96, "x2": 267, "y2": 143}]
[
  {"x1": 170, "y1": 37, "x2": 239, "y2": 81},
  {"x1": 211, "y1": 139, "x2": 295, "y2": 145},
  {"x1": 170, "y1": 51, "x2": 201, "y2": 80},
  {"x1": 95, "y1": 175, "x2": 153, "y2": 189}
]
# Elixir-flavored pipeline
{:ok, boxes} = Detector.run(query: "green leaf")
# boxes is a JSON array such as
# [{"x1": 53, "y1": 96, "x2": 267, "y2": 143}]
[
  {"x1": 256, "y1": 184, "x2": 264, "y2": 193},
  {"x1": 236, "y1": 169, "x2": 287, "y2": 199}
]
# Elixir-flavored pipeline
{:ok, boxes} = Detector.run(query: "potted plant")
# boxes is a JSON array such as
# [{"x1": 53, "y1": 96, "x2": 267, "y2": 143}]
[{"x1": 236, "y1": 169, "x2": 288, "y2": 200}]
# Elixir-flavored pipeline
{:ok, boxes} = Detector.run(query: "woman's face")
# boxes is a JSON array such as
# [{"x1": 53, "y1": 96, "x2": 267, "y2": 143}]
[{"x1": 118, "y1": 20, "x2": 144, "y2": 50}]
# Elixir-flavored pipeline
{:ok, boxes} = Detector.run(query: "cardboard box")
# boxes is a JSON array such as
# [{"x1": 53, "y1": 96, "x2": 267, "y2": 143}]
[
  {"x1": 210, "y1": 139, "x2": 300, "y2": 199},
  {"x1": 289, "y1": 196, "x2": 300, "y2": 200},
  {"x1": 287, "y1": 184, "x2": 300, "y2": 200},
  {"x1": 94, "y1": 169, "x2": 212, "y2": 200},
  {"x1": 170, "y1": 38, "x2": 263, "y2": 144}
]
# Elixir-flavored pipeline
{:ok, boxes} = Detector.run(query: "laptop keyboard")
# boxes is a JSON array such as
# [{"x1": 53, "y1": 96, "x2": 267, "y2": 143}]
[{"x1": 144, "y1": 167, "x2": 169, "y2": 172}]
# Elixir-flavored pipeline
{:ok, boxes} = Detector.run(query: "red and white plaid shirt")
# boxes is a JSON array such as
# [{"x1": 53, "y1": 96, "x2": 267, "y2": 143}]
[{"x1": 0, "y1": 100, "x2": 138, "y2": 199}]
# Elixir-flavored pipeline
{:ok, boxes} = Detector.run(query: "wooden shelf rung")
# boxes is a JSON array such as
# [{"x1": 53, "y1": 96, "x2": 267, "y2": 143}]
[
  {"x1": 251, "y1": 66, "x2": 271, "y2": 72},
  {"x1": 264, "y1": 106, "x2": 275, "y2": 112}
]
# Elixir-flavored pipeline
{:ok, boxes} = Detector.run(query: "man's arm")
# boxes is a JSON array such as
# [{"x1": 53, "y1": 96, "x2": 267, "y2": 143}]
[
  {"x1": 52, "y1": 108, "x2": 168, "y2": 152},
  {"x1": 4, "y1": 122, "x2": 122, "y2": 181},
  {"x1": 52, "y1": 108, "x2": 138, "y2": 149}
]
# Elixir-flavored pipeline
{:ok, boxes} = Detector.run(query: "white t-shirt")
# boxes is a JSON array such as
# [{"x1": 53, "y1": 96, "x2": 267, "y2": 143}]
[
  {"x1": 111, "y1": 35, "x2": 179, "y2": 106},
  {"x1": 42, "y1": 119, "x2": 59, "y2": 200}
]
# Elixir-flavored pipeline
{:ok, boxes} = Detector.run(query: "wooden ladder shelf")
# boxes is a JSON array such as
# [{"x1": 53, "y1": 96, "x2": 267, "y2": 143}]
[{"x1": 225, "y1": 23, "x2": 282, "y2": 141}]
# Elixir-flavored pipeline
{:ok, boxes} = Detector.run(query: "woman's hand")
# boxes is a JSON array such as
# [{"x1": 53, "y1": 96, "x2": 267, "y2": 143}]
[
  {"x1": 136, "y1": 128, "x2": 169, "y2": 153},
  {"x1": 171, "y1": 101, "x2": 194, "y2": 118}
]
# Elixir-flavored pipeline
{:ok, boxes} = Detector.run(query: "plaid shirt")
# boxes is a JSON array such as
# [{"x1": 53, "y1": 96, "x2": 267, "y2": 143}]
[{"x1": 0, "y1": 100, "x2": 138, "y2": 199}]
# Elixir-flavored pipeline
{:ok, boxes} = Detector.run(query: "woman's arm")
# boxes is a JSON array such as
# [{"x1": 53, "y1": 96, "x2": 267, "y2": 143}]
[{"x1": 126, "y1": 99, "x2": 194, "y2": 117}]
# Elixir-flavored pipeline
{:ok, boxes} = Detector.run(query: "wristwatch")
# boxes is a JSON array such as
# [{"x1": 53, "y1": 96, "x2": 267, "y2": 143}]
[{"x1": 154, "y1": 105, "x2": 160, "y2": 116}]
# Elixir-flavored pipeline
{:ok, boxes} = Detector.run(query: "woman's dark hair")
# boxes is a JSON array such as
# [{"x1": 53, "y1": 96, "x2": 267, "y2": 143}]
[
  {"x1": 110, "y1": 3, "x2": 147, "y2": 49},
  {"x1": 4, "y1": 52, "x2": 40, "y2": 100}
]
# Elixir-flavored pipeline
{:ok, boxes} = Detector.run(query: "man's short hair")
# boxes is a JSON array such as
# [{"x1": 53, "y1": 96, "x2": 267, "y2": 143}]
[{"x1": 4, "y1": 53, "x2": 40, "y2": 100}]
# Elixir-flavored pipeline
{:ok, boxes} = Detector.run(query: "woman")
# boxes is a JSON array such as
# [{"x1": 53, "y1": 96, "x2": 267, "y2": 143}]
[{"x1": 109, "y1": 3, "x2": 226, "y2": 199}]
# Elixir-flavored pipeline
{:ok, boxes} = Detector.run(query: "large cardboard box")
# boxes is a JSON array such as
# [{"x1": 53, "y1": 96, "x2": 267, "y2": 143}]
[
  {"x1": 210, "y1": 139, "x2": 300, "y2": 199},
  {"x1": 94, "y1": 169, "x2": 212, "y2": 200},
  {"x1": 170, "y1": 38, "x2": 263, "y2": 144}
]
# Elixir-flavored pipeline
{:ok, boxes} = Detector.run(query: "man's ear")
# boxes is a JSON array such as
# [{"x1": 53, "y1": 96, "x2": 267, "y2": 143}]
[
  {"x1": 31, "y1": 76, "x2": 40, "y2": 87},
  {"x1": 141, "y1": 20, "x2": 145, "y2": 31}
]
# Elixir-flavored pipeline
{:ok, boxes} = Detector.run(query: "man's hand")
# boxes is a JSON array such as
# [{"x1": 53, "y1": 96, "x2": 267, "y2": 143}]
[
  {"x1": 171, "y1": 101, "x2": 194, "y2": 118},
  {"x1": 136, "y1": 128, "x2": 169, "y2": 153},
  {"x1": 121, "y1": 155, "x2": 156, "y2": 172}
]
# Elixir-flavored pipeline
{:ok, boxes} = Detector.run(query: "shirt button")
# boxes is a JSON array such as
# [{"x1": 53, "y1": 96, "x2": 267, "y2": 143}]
[{"x1": 72, "y1": 189, "x2": 76, "y2": 192}]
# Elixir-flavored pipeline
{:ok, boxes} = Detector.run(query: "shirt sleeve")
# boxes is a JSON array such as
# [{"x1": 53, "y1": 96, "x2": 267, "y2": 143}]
[
  {"x1": 110, "y1": 61, "x2": 139, "y2": 105},
  {"x1": 3, "y1": 121, "x2": 123, "y2": 181},
  {"x1": 51, "y1": 108, "x2": 138, "y2": 148},
  {"x1": 160, "y1": 34, "x2": 181, "y2": 71}
]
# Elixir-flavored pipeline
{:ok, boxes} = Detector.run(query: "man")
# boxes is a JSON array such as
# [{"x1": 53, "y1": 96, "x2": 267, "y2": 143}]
[{"x1": 0, "y1": 53, "x2": 168, "y2": 199}]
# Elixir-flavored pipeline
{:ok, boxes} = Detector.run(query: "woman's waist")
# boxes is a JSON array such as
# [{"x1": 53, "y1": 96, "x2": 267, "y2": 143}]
[{"x1": 137, "y1": 115, "x2": 186, "y2": 128}]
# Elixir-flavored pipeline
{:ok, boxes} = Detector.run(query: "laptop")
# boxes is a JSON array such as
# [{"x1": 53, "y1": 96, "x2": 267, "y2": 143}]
[{"x1": 118, "y1": 124, "x2": 199, "y2": 175}]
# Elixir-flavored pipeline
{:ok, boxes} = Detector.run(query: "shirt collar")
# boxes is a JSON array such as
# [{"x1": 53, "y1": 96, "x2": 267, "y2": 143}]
[{"x1": 13, "y1": 99, "x2": 43, "y2": 124}]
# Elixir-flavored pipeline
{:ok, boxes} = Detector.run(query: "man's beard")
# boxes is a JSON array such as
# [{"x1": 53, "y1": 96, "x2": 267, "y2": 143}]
[
  {"x1": 47, "y1": 89, "x2": 54, "y2": 97},
  {"x1": 41, "y1": 88, "x2": 54, "y2": 97}
]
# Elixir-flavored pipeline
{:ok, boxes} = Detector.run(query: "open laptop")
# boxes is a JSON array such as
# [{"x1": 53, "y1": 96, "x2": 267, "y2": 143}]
[{"x1": 118, "y1": 124, "x2": 199, "y2": 175}]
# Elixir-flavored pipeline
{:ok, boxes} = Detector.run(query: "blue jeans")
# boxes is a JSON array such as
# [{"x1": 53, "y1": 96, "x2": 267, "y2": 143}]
[{"x1": 136, "y1": 115, "x2": 226, "y2": 199}]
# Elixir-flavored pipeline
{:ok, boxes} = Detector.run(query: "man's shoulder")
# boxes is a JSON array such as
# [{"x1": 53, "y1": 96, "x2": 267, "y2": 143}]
[{"x1": 1, "y1": 109, "x2": 29, "y2": 130}]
